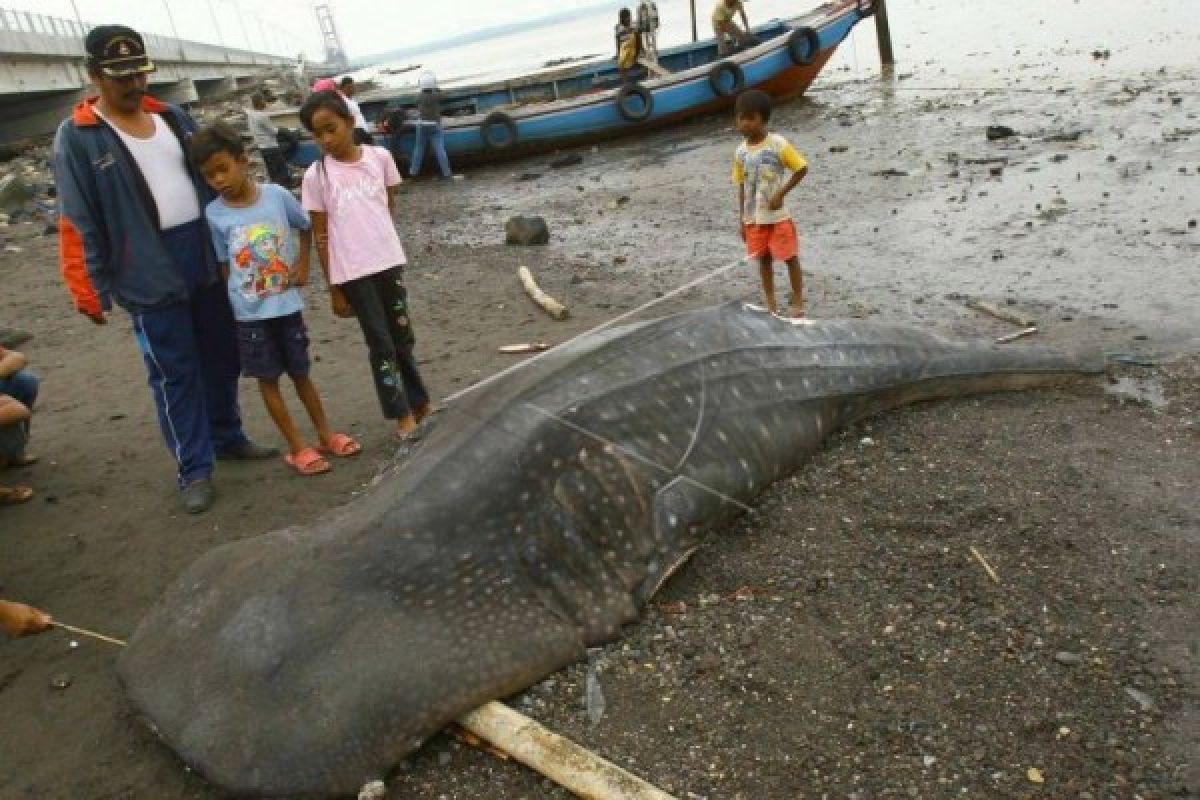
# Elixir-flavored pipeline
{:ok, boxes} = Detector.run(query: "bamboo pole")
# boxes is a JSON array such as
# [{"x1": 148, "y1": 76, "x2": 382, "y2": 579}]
[{"x1": 457, "y1": 702, "x2": 679, "y2": 800}]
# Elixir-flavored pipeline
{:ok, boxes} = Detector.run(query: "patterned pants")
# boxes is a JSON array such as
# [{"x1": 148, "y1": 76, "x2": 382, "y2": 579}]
[{"x1": 340, "y1": 266, "x2": 430, "y2": 420}]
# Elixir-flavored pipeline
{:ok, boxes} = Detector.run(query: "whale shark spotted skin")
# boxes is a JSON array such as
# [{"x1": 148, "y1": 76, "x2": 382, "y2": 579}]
[{"x1": 119, "y1": 303, "x2": 1100, "y2": 797}]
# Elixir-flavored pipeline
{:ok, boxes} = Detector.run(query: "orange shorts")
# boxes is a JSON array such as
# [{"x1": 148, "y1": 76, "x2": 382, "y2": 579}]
[{"x1": 744, "y1": 219, "x2": 799, "y2": 262}]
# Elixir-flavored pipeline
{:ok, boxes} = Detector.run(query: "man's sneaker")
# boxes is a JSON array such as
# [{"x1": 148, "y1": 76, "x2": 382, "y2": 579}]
[
  {"x1": 181, "y1": 479, "x2": 215, "y2": 515},
  {"x1": 216, "y1": 440, "x2": 280, "y2": 461}
]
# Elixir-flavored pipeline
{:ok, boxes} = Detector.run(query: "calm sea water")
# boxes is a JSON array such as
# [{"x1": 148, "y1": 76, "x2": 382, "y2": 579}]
[{"x1": 356, "y1": 0, "x2": 1200, "y2": 91}]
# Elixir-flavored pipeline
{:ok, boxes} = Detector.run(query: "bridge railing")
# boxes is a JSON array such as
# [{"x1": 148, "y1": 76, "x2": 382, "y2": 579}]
[{"x1": 0, "y1": 5, "x2": 290, "y2": 65}]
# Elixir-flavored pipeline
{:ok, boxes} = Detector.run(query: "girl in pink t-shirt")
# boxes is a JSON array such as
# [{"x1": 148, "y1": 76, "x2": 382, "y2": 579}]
[{"x1": 300, "y1": 91, "x2": 431, "y2": 440}]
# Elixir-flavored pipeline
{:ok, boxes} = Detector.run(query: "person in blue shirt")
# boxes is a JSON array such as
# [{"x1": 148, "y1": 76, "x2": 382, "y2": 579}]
[
  {"x1": 192, "y1": 123, "x2": 361, "y2": 476},
  {"x1": 54, "y1": 24, "x2": 279, "y2": 514}
]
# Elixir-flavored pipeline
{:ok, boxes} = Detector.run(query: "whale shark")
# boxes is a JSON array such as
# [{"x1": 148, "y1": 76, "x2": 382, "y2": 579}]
[{"x1": 118, "y1": 303, "x2": 1101, "y2": 797}]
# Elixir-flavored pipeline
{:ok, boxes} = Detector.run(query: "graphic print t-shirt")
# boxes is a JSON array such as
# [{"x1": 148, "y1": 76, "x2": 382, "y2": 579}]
[
  {"x1": 301, "y1": 145, "x2": 406, "y2": 286},
  {"x1": 732, "y1": 133, "x2": 808, "y2": 225},
  {"x1": 205, "y1": 183, "x2": 310, "y2": 322}
]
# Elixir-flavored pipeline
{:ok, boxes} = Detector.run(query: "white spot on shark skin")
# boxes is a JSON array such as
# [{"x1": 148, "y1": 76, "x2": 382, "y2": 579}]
[
  {"x1": 774, "y1": 379, "x2": 785, "y2": 391},
  {"x1": 717, "y1": 430, "x2": 728, "y2": 443}
]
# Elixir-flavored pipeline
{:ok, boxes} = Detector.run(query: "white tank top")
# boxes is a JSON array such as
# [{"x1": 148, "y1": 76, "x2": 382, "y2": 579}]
[{"x1": 98, "y1": 110, "x2": 201, "y2": 229}]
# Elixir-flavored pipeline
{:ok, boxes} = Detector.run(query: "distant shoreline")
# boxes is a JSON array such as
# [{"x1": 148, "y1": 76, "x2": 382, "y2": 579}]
[{"x1": 352, "y1": 1, "x2": 614, "y2": 68}]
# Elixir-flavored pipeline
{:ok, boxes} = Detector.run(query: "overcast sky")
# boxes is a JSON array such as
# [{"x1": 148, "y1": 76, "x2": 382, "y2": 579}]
[{"x1": 8, "y1": 0, "x2": 623, "y2": 60}]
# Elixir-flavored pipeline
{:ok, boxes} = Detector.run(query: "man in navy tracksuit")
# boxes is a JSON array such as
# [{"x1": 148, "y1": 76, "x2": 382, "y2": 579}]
[{"x1": 54, "y1": 25, "x2": 277, "y2": 514}]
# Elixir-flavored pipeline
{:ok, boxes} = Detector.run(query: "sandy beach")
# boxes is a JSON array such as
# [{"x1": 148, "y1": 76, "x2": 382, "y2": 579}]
[{"x1": 1, "y1": 4, "x2": 1198, "y2": 798}]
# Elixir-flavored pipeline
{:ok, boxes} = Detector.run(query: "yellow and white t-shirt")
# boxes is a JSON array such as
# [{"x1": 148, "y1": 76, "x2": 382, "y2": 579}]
[{"x1": 732, "y1": 133, "x2": 807, "y2": 225}]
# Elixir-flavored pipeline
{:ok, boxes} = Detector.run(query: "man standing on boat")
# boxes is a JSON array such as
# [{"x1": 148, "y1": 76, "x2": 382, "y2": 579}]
[
  {"x1": 614, "y1": 8, "x2": 642, "y2": 82},
  {"x1": 636, "y1": 1, "x2": 660, "y2": 61},
  {"x1": 713, "y1": 0, "x2": 757, "y2": 56}
]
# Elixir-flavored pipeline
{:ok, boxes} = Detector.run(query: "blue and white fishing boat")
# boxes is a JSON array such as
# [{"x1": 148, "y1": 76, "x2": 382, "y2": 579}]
[{"x1": 289, "y1": 0, "x2": 875, "y2": 168}]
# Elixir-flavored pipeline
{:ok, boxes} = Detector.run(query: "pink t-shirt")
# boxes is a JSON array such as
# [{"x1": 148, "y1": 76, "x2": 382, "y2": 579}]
[{"x1": 301, "y1": 145, "x2": 406, "y2": 285}]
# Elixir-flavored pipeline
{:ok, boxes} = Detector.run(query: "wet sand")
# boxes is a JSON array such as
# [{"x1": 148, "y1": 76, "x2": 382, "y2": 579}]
[{"x1": 1, "y1": 7, "x2": 1198, "y2": 799}]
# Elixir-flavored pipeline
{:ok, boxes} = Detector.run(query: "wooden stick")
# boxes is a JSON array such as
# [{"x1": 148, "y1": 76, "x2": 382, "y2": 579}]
[
  {"x1": 637, "y1": 57, "x2": 671, "y2": 78},
  {"x1": 994, "y1": 326, "x2": 1039, "y2": 344},
  {"x1": 53, "y1": 621, "x2": 128, "y2": 647},
  {"x1": 498, "y1": 342, "x2": 552, "y2": 354},
  {"x1": 966, "y1": 299, "x2": 1036, "y2": 327},
  {"x1": 969, "y1": 546, "x2": 1001, "y2": 584},
  {"x1": 518, "y1": 266, "x2": 569, "y2": 320},
  {"x1": 456, "y1": 701, "x2": 678, "y2": 800}
]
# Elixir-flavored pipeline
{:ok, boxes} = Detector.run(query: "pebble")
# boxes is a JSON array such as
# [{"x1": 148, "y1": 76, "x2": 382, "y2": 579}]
[
  {"x1": 1054, "y1": 651, "x2": 1083, "y2": 666},
  {"x1": 357, "y1": 780, "x2": 386, "y2": 800},
  {"x1": 1124, "y1": 686, "x2": 1155, "y2": 711}
]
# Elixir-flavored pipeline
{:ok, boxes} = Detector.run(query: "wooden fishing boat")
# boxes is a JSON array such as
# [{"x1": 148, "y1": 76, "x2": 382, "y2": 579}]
[{"x1": 288, "y1": 0, "x2": 875, "y2": 168}]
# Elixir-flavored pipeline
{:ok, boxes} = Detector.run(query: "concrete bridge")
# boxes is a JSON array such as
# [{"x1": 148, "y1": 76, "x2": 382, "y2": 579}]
[{"x1": 0, "y1": 6, "x2": 296, "y2": 143}]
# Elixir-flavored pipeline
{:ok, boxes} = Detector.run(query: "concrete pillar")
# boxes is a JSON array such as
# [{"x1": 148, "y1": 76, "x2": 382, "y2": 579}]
[
  {"x1": 150, "y1": 78, "x2": 199, "y2": 106},
  {"x1": 195, "y1": 76, "x2": 237, "y2": 101},
  {"x1": 0, "y1": 88, "x2": 87, "y2": 144}
]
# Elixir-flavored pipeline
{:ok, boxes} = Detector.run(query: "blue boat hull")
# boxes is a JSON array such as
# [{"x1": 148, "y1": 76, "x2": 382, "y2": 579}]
[{"x1": 291, "y1": 0, "x2": 870, "y2": 169}]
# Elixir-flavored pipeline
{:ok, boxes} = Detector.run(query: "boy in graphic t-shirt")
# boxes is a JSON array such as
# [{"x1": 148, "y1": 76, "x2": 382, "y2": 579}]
[
  {"x1": 191, "y1": 122, "x2": 361, "y2": 476},
  {"x1": 732, "y1": 89, "x2": 810, "y2": 318}
]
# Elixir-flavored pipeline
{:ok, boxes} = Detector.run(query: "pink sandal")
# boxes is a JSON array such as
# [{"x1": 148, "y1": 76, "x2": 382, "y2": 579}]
[
  {"x1": 284, "y1": 447, "x2": 331, "y2": 476},
  {"x1": 319, "y1": 432, "x2": 362, "y2": 458}
]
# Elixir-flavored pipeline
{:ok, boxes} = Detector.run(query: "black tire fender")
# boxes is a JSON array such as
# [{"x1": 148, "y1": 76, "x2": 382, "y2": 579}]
[
  {"x1": 707, "y1": 60, "x2": 746, "y2": 97},
  {"x1": 615, "y1": 83, "x2": 654, "y2": 122},
  {"x1": 480, "y1": 111, "x2": 518, "y2": 150},
  {"x1": 788, "y1": 27, "x2": 821, "y2": 66}
]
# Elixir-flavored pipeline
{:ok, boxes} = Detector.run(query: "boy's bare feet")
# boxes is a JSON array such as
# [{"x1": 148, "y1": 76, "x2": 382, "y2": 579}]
[
  {"x1": 789, "y1": 303, "x2": 805, "y2": 319},
  {"x1": 413, "y1": 401, "x2": 434, "y2": 423}
]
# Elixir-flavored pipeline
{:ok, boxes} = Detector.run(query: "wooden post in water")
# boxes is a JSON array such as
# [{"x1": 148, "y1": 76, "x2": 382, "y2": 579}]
[
  {"x1": 690, "y1": 0, "x2": 698, "y2": 42},
  {"x1": 874, "y1": 0, "x2": 895, "y2": 66}
]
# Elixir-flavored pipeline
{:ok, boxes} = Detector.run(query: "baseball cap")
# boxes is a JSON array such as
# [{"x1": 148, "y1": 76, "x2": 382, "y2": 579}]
[
  {"x1": 312, "y1": 77, "x2": 337, "y2": 93},
  {"x1": 85, "y1": 25, "x2": 156, "y2": 77}
]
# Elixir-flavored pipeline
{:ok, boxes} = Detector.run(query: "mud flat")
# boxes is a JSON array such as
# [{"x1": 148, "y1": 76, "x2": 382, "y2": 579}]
[{"x1": 1, "y1": 16, "x2": 1197, "y2": 800}]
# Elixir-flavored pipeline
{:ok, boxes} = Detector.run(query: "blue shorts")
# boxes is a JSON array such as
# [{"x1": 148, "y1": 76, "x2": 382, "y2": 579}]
[{"x1": 235, "y1": 312, "x2": 310, "y2": 381}]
